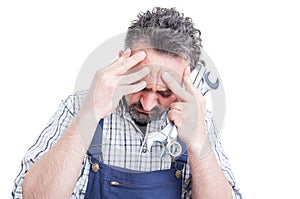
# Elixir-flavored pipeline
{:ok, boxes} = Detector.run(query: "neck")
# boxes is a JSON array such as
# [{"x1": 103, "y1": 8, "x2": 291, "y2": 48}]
[{"x1": 135, "y1": 122, "x2": 147, "y2": 135}]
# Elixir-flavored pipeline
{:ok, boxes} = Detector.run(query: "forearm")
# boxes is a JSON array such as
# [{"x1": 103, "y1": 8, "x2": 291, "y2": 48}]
[
  {"x1": 188, "y1": 135, "x2": 232, "y2": 199},
  {"x1": 23, "y1": 111, "x2": 98, "y2": 198}
]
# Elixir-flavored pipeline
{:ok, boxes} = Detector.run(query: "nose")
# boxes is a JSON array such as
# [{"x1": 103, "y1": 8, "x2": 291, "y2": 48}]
[{"x1": 140, "y1": 91, "x2": 158, "y2": 112}]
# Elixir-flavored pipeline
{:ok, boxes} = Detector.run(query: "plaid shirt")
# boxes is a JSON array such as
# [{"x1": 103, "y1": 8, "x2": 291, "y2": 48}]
[{"x1": 12, "y1": 88, "x2": 242, "y2": 198}]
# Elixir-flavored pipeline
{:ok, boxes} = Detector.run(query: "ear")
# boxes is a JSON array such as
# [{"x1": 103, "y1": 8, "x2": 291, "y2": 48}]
[{"x1": 119, "y1": 50, "x2": 124, "y2": 57}]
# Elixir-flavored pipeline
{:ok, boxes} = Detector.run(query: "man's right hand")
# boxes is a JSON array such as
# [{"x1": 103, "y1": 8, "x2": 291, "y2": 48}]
[
  {"x1": 23, "y1": 48, "x2": 149, "y2": 199},
  {"x1": 79, "y1": 48, "x2": 149, "y2": 121}
]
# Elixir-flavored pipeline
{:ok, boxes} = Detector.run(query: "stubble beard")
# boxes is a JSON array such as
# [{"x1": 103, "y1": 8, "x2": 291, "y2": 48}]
[{"x1": 128, "y1": 102, "x2": 166, "y2": 125}]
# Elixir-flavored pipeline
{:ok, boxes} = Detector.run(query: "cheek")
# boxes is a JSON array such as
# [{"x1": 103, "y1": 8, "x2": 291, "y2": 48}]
[
  {"x1": 158, "y1": 95, "x2": 177, "y2": 109},
  {"x1": 127, "y1": 92, "x2": 141, "y2": 105}
]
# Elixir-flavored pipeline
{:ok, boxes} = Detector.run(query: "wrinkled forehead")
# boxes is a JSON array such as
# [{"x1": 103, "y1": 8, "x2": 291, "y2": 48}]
[
  {"x1": 128, "y1": 48, "x2": 188, "y2": 89},
  {"x1": 141, "y1": 64, "x2": 183, "y2": 89}
]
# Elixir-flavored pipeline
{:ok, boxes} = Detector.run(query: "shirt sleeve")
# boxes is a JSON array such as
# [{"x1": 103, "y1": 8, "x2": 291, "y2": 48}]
[
  {"x1": 11, "y1": 91, "x2": 89, "y2": 199},
  {"x1": 206, "y1": 111, "x2": 243, "y2": 198}
]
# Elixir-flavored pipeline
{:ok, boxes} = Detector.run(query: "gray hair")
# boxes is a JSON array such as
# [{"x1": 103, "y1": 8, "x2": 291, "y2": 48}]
[{"x1": 125, "y1": 7, "x2": 202, "y2": 71}]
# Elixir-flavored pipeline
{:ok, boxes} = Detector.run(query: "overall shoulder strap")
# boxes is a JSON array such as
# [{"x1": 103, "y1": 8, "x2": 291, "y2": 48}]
[
  {"x1": 87, "y1": 119, "x2": 103, "y2": 161},
  {"x1": 174, "y1": 138, "x2": 188, "y2": 170}
]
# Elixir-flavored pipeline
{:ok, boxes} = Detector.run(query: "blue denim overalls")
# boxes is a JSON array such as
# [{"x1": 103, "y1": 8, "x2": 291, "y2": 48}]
[{"x1": 84, "y1": 120, "x2": 188, "y2": 199}]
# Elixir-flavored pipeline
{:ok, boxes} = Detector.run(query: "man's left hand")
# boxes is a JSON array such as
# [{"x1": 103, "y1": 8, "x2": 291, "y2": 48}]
[{"x1": 162, "y1": 67, "x2": 207, "y2": 152}]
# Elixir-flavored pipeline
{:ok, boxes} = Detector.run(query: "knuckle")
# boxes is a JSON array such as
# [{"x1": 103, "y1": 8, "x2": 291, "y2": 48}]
[
  {"x1": 118, "y1": 61, "x2": 128, "y2": 71},
  {"x1": 168, "y1": 110, "x2": 175, "y2": 118}
]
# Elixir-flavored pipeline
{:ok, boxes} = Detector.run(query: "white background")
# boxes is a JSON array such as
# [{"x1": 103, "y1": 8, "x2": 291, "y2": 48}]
[{"x1": 1, "y1": 0, "x2": 299, "y2": 198}]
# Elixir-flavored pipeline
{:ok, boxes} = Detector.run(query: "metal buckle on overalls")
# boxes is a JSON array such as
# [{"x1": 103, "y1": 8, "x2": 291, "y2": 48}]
[
  {"x1": 173, "y1": 158, "x2": 183, "y2": 179},
  {"x1": 88, "y1": 144, "x2": 102, "y2": 172},
  {"x1": 175, "y1": 170, "x2": 182, "y2": 179},
  {"x1": 88, "y1": 155, "x2": 101, "y2": 172}
]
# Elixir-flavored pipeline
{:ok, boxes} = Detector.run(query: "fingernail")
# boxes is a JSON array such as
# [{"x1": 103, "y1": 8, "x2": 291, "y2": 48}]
[
  {"x1": 187, "y1": 67, "x2": 191, "y2": 74},
  {"x1": 162, "y1": 72, "x2": 171, "y2": 79},
  {"x1": 141, "y1": 67, "x2": 149, "y2": 74},
  {"x1": 124, "y1": 48, "x2": 131, "y2": 55},
  {"x1": 136, "y1": 81, "x2": 147, "y2": 91},
  {"x1": 140, "y1": 80, "x2": 147, "y2": 86},
  {"x1": 137, "y1": 51, "x2": 146, "y2": 58}
]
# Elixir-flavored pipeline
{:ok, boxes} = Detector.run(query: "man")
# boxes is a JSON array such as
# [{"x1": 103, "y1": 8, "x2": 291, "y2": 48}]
[{"x1": 12, "y1": 7, "x2": 241, "y2": 198}]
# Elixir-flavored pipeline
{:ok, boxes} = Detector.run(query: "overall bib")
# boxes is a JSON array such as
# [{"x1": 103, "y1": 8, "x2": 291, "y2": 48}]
[{"x1": 84, "y1": 120, "x2": 188, "y2": 199}]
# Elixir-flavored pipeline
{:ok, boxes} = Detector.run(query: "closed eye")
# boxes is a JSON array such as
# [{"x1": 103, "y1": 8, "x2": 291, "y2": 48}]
[
  {"x1": 157, "y1": 90, "x2": 173, "y2": 98},
  {"x1": 141, "y1": 88, "x2": 173, "y2": 98}
]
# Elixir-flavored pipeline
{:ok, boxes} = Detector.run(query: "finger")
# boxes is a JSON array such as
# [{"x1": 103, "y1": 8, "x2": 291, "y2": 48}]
[
  {"x1": 119, "y1": 67, "x2": 149, "y2": 85},
  {"x1": 168, "y1": 109, "x2": 182, "y2": 129},
  {"x1": 119, "y1": 80, "x2": 147, "y2": 95},
  {"x1": 183, "y1": 66, "x2": 193, "y2": 94},
  {"x1": 108, "y1": 48, "x2": 131, "y2": 67},
  {"x1": 118, "y1": 50, "x2": 124, "y2": 57},
  {"x1": 170, "y1": 102, "x2": 183, "y2": 111},
  {"x1": 162, "y1": 72, "x2": 191, "y2": 101},
  {"x1": 121, "y1": 48, "x2": 131, "y2": 58},
  {"x1": 114, "y1": 51, "x2": 146, "y2": 74}
]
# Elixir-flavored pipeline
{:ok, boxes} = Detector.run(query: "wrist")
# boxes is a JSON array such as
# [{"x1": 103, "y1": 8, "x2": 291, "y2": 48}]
[
  {"x1": 78, "y1": 104, "x2": 106, "y2": 121},
  {"x1": 73, "y1": 110, "x2": 101, "y2": 149},
  {"x1": 187, "y1": 129, "x2": 212, "y2": 159},
  {"x1": 64, "y1": 121, "x2": 88, "y2": 153}
]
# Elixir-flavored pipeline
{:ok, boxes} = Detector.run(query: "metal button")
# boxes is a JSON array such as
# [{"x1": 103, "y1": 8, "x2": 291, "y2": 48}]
[
  {"x1": 92, "y1": 163, "x2": 99, "y2": 172},
  {"x1": 175, "y1": 170, "x2": 182, "y2": 179}
]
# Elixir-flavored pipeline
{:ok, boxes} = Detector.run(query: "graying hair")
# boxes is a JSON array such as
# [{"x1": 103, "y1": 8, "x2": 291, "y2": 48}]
[{"x1": 125, "y1": 7, "x2": 202, "y2": 71}]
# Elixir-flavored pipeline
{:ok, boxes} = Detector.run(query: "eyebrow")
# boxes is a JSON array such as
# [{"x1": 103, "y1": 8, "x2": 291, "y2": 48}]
[{"x1": 143, "y1": 87, "x2": 171, "y2": 92}]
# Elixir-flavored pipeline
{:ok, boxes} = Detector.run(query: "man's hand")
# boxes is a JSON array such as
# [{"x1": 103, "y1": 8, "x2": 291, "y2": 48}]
[
  {"x1": 80, "y1": 48, "x2": 149, "y2": 121},
  {"x1": 162, "y1": 67, "x2": 206, "y2": 152}
]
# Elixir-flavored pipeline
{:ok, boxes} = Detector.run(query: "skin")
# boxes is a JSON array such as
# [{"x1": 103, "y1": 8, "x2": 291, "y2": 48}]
[
  {"x1": 125, "y1": 48, "x2": 185, "y2": 124},
  {"x1": 23, "y1": 48, "x2": 232, "y2": 199}
]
